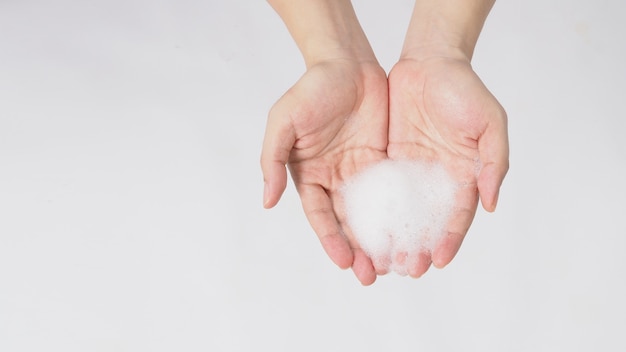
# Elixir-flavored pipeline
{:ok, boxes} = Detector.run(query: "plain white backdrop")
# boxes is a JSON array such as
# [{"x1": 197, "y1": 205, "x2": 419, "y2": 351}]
[{"x1": 1, "y1": 1, "x2": 625, "y2": 351}]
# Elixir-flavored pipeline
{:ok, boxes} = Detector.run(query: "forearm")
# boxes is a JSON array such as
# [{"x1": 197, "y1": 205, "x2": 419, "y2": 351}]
[
  {"x1": 267, "y1": 0, "x2": 376, "y2": 67},
  {"x1": 401, "y1": 0, "x2": 495, "y2": 61}
]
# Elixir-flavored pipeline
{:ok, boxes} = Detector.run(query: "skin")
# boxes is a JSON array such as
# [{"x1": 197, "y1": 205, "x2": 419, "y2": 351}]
[
  {"x1": 262, "y1": 0, "x2": 509, "y2": 285},
  {"x1": 387, "y1": 0, "x2": 509, "y2": 277},
  {"x1": 261, "y1": 0, "x2": 386, "y2": 285},
  {"x1": 387, "y1": 57, "x2": 508, "y2": 278}
]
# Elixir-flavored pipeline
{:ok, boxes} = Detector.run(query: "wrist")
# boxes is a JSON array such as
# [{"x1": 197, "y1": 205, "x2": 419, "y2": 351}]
[
  {"x1": 400, "y1": 0, "x2": 495, "y2": 62},
  {"x1": 269, "y1": 0, "x2": 377, "y2": 68},
  {"x1": 400, "y1": 43, "x2": 471, "y2": 64}
]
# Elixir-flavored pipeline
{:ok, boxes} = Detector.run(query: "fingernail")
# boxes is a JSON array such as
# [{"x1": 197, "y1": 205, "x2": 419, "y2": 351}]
[{"x1": 263, "y1": 181, "x2": 270, "y2": 208}]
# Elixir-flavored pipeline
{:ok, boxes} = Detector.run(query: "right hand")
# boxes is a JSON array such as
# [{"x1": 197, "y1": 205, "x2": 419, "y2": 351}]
[{"x1": 261, "y1": 59, "x2": 389, "y2": 285}]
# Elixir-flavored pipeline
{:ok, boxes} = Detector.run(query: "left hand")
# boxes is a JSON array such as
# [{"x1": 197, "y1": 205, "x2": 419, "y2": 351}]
[{"x1": 386, "y1": 55, "x2": 509, "y2": 278}]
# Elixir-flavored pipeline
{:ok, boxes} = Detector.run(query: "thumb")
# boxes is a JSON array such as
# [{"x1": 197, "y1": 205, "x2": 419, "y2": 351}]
[
  {"x1": 260, "y1": 95, "x2": 297, "y2": 209},
  {"x1": 477, "y1": 107, "x2": 509, "y2": 212}
]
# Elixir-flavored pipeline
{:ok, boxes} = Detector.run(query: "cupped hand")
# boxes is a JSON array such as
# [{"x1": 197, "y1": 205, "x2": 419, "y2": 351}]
[
  {"x1": 261, "y1": 59, "x2": 388, "y2": 285},
  {"x1": 386, "y1": 56, "x2": 509, "y2": 278}
]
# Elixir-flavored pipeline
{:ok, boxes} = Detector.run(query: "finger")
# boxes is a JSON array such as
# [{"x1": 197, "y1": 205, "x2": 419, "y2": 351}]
[
  {"x1": 432, "y1": 232, "x2": 465, "y2": 269},
  {"x1": 351, "y1": 248, "x2": 377, "y2": 286},
  {"x1": 339, "y1": 216, "x2": 389, "y2": 276},
  {"x1": 432, "y1": 183, "x2": 478, "y2": 268},
  {"x1": 334, "y1": 206, "x2": 377, "y2": 285},
  {"x1": 260, "y1": 99, "x2": 297, "y2": 209},
  {"x1": 407, "y1": 250, "x2": 432, "y2": 278},
  {"x1": 477, "y1": 108, "x2": 509, "y2": 212},
  {"x1": 298, "y1": 184, "x2": 354, "y2": 270},
  {"x1": 392, "y1": 251, "x2": 409, "y2": 276},
  {"x1": 373, "y1": 255, "x2": 391, "y2": 276}
]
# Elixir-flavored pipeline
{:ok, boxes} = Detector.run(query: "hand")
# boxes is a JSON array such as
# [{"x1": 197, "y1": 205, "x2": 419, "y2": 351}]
[
  {"x1": 386, "y1": 56, "x2": 509, "y2": 278},
  {"x1": 261, "y1": 59, "x2": 388, "y2": 285}
]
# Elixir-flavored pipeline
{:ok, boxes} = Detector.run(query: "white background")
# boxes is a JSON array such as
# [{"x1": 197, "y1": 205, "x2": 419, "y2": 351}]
[{"x1": 1, "y1": 1, "x2": 625, "y2": 351}]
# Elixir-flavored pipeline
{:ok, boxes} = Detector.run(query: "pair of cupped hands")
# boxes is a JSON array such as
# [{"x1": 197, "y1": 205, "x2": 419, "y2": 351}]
[{"x1": 261, "y1": 53, "x2": 508, "y2": 286}]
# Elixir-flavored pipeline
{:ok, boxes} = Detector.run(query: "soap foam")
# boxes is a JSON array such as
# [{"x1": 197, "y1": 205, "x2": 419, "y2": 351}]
[{"x1": 341, "y1": 159, "x2": 457, "y2": 275}]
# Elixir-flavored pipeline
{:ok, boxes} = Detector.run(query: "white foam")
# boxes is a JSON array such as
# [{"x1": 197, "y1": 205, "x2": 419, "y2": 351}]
[{"x1": 341, "y1": 159, "x2": 457, "y2": 275}]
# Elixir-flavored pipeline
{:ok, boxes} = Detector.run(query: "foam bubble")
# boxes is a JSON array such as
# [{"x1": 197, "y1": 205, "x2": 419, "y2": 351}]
[{"x1": 341, "y1": 159, "x2": 457, "y2": 275}]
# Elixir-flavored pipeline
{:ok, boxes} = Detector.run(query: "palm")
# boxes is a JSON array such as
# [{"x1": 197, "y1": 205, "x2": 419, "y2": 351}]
[
  {"x1": 262, "y1": 60, "x2": 388, "y2": 285},
  {"x1": 387, "y1": 58, "x2": 508, "y2": 276}
]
